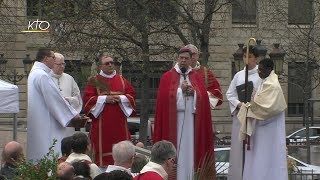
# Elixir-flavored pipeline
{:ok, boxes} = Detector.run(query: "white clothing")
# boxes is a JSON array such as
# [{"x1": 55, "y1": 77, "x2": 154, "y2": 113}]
[
  {"x1": 51, "y1": 72, "x2": 83, "y2": 136},
  {"x1": 238, "y1": 71, "x2": 287, "y2": 140},
  {"x1": 140, "y1": 162, "x2": 168, "y2": 180},
  {"x1": 66, "y1": 152, "x2": 102, "y2": 179},
  {"x1": 27, "y1": 61, "x2": 78, "y2": 162},
  {"x1": 240, "y1": 71, "x2": 288, "y2": 180},
  {"x1": 50, "y1": 72, "x2": 83, "y2": 113},
  {"x1": 242, "y1": 112, "x2": 288, "y2": 180},
  {"x1": 89, "y1": 70, "x2": 134, "y2": 118},
  {"x1": 226, "y1": 65, "x2": 261, "y2": 180},
  {"x1": 174, "y1": 64, "x2": 196, "y2": 180},
  {"x1": 105, "y1": 165, "x2": 132, "y2": 176}
]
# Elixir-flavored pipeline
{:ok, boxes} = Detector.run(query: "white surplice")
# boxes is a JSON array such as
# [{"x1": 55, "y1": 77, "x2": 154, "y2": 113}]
[
  {"x1": 50, "y1": 72, "x2": 83, "y2": 113},
  {"x1": 27, "y1": 61, "x2": 78, "y2": 162},
  {"x1": 226, "y1": 65, "x2": 261, "y2": 180},
  {"x1": 239, "y1": 71, "x2": 288, "y2": 180},
  {"x1": 51, "y1": 72, "x2": 83, "y2": 136},
  {"x1": 174, "y1": 65, "x2": 196, "y2": 180},
  {"x1": 242, "y1": 112, "x2": 287, "y2": 180}
]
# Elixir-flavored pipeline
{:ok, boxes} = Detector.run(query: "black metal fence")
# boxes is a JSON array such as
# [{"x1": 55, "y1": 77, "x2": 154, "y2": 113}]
[{"x1": 289, "y1": 171, "x2": 320, "y2": 180}]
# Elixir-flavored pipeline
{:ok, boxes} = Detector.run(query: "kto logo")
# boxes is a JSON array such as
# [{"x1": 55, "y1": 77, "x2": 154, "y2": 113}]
[{"x1": 21, "y1": 19, "x2": 50, "y2": 33}]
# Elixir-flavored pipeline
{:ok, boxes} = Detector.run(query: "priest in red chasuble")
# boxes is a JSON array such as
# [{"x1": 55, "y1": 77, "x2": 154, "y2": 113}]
[
  {"x1": 83, "y1": 54, "x2": 136, "y2": 166},
  {"x1": 153, "y1": 48, "x2": 216, "y2": 180}
]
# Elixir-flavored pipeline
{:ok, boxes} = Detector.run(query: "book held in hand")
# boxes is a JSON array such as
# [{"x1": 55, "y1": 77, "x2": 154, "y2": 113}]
[
  {"x1": 236, "y1": 81, "x2": 254, "y2": 102},
  {"x1": 67, "y1": 115, "x2": 89, "y2": 128}
]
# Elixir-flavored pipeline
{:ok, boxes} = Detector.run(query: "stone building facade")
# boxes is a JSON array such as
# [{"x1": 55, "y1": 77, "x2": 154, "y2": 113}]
[{"x1": 0, "y1": 0, "x2": 319, "y2": 144}]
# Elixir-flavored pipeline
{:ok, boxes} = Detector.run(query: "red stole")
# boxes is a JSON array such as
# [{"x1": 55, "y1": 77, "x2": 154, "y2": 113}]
[{"x1": 153, "y1": 68, "x2": 215, "y2": 174}]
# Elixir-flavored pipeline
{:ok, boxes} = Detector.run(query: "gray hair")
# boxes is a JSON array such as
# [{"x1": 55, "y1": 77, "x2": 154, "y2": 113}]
[
  {"x1": 112, "y1": 141, "x2": 135, "y2": 164},
  {"x1": 184, "y1": 44, "x2": 199, "y2": 54},
  {"x1": 54, "y1": 52, "x2": 64, "y2": 61},
  {"x1": 150, "y1": 140, "x2": 176, "y2": 164}
]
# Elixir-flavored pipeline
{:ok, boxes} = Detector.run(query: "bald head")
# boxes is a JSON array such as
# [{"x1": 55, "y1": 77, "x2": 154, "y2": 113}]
[
  {"x1": 136, "y1": 142, "x2": 144, "y2": 148},
  {"x1": 2, "y1": 141, "x2": 23, "y2": 165},
  {"x1": 57, "y1": 162, "x2": 75, "y2": 179}
]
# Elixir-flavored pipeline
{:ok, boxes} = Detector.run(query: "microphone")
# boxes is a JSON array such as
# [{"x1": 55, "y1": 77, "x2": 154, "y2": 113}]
[{"x1": 180, "y1": 67, "x2": 187, "y2": 80}]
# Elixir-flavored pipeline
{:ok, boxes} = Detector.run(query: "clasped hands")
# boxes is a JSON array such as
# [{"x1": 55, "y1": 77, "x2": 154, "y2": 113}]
[
  {"x1": 106, "y1": 95, "x2": 120, "y2": 104},
  {"x1": 181, "y1": 80, "x2": 194, "y2": 96}
]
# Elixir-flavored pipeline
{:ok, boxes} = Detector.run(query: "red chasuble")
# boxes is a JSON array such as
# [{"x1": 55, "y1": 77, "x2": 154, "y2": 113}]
[
  {"x1": 153, "y1": 68, "x2": 215, "y2": 175},
  {"x1": 83, "y1": 74, "x2": 136, "y2": 166},
  {"x1": 196, "y1": 66, "x2": 223, "y2": 106}
]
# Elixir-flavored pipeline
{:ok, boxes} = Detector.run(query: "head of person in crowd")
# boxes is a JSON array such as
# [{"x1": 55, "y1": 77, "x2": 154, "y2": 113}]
[
  {"x1": 57, "y1": 161, "x2": 75, "y2": 180},
  {"x1": 135, "y1": 142, "x2": 144, "y2": 148},
  {"x1": 93, "y1": 170, "x2": 132, "y2": 180},
  {"x1": 61, "y1": 136, "x2": 73, "y2": 157},
  {"x1": 72, "y1": 161, "x2": 91, "y2": 179},
  {"x1": 99, "y1": 53, "x2": 115, "y2": 75},
  {"x1": 177, "y1": 47, "x2": 192, "y2": 71},
  {"x1": 112, "y1": 140, "x2": 135, "y2": 169},
  {"x1": 71, "y1": 132, "x2": 91, "y2": 155},
  {"x1": 52, "y1": 53, "x2": 66, "y2": 75},
  {"x1": 36, "y1": 48, "x2": 56, "y2": 69},
  {"x1": 258, "y1": 58, "x2": 273, "y2": 79},
  {"x1": 150, "y1": 140, "x2": 177, "y2": 174},
  {"x1": 184, "y1": 44, "x2": 199, "y2": 68},
  {"x1": 242, "y1": 45, "x2": 259, "y2": 70},
  {"x1": 58, "y1": 136, "x2": 73, "y2": 164},
  {"x1": 1, "y1": 141, "x2": 24, "y2": 166}
]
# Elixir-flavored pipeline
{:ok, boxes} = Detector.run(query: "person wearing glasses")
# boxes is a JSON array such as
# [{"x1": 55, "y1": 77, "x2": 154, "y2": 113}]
[
  {"x1": 51, "y1": 53, "x2": 82, "y2": 114},
  {"x1": 27, "y1": 48, "x2": 81, "y2": 162},
  {"x1": 83, "y1": 53, "x2": 136, "y2": 167},
  {"x1": 133, "y1": 140, "x2": 176, "y2": 180}
]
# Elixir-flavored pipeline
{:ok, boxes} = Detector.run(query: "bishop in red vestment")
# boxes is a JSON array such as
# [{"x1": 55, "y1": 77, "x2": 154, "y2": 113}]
[
  {"x1": 83, "y1": 55, "x2": 136, "y2": 166},
  {"x1": 153, "y1": 48, "x2": 215, "y2": 180}
]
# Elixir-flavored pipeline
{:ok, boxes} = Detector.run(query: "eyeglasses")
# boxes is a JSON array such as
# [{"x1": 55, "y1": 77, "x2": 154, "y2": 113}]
[{"x1": 101, "y1": 61, "x2": 115, "y2": 66}]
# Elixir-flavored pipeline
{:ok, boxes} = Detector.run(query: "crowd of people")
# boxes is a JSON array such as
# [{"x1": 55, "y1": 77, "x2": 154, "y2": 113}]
[{"x1": 0, "y1": 43, "x2": 290, "y2": 180}]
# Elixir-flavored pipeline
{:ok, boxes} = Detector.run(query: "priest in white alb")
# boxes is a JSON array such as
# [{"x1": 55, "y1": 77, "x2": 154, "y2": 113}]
[
  {"x1": 226, "y1": 45, "x2": 261, "y2": 180},
  {"x1": 237, "y1": 58, "x2": 288, "y2": 180},
  {"x1": 153, "y1": 48, "x2": 215, "y2": 180},
  {"x1": 51, "y1": 52, "x2": 83, "y2": 136},
  {"x1": 27, "y1": 48, "x2": 81, "y2": 162}
]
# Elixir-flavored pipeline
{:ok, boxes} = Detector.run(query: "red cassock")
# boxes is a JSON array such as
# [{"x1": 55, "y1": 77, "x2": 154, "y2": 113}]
[
  {"x1": 153, "y1": 68, "x2": 215, "y2": 176},
  {"x1": 83, "y1": 74, "x2": 136, "y2": 166},
  {"x1": 196, "y1": 66, "x2": 223, "y2": 106}
]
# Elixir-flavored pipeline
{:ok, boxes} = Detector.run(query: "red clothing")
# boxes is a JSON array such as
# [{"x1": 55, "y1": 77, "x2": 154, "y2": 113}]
[
  {"x1": 133, "y1": 172, "x2": 163, "y2": 180},
  {"x1": 153, "y1": 68, "x2": 215, "y2": 174},
  {"x1": 83, "y1": 74, "x2": 136, "y2": 166},
  {"x1": 196, "y1": 66, "x2": 223, "y2": 106}
]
